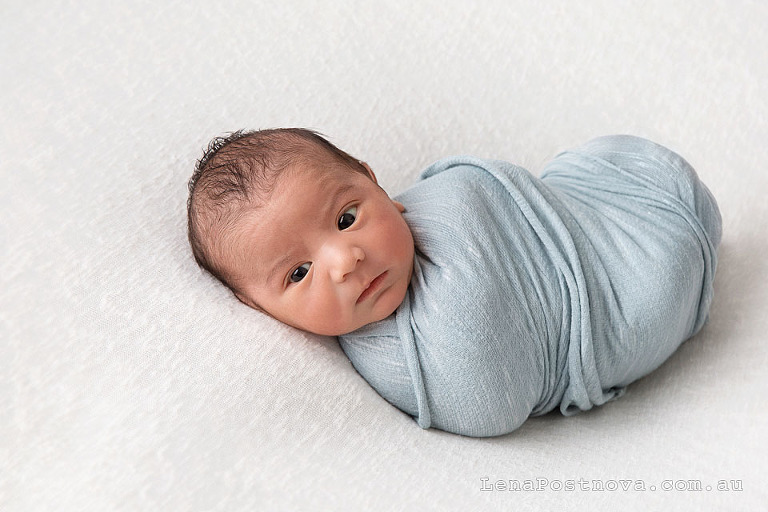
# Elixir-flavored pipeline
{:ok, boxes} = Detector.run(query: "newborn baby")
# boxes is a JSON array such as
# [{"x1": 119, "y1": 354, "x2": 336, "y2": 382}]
[{"x1": 187, "y1": 128, "x2": 722, "y2": 437}]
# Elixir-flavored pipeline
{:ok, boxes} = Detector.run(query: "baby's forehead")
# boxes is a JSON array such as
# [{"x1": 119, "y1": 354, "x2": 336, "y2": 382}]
[
  {"x1": 239, "y1": 164, "x2": 357, "y2": 239},
  {"x1": 270, "y1": 160, "x2": 359, "y2": 202}
]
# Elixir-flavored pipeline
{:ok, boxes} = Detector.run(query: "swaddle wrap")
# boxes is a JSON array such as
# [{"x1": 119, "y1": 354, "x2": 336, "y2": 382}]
[{"x1": 338, "y1": 135, "x2": 722, "y2": 437}]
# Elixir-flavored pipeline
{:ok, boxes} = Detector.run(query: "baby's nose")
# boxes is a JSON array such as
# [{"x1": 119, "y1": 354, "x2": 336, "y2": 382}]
[{"x1": 328, "y1": 245, "x2": 365, "y2": 283}]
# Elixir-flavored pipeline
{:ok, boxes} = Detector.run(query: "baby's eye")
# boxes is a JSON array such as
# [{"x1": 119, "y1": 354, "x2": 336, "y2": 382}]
[
  {"x1": 289, "y1": 263, "x2": 311, "y2": 283},
  {"x1": 338, "y1": 206, "x2": 357, "y2": 230}
]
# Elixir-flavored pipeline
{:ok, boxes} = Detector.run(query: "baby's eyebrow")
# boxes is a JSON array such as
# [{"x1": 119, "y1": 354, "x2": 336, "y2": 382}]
[
  {"x1": 266, "y1": 255, "x2": 293, "y2": 286},
  {"x1": 322, "y1": 183, "x2": 355, "y2": 218}
]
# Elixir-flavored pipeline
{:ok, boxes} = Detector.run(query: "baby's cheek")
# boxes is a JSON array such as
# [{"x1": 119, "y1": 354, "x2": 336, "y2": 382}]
[
  {"x1": 395, "y1": 222, "x2": 415, "y2": 262},
  {"x1": 306, "y1": 293, "x2": 349, "y2": 336}
]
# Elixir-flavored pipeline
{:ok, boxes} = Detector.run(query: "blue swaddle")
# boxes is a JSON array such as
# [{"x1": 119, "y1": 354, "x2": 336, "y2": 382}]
[{"x1": 338, "y1": 135, "x2": 721, "y2": 437}]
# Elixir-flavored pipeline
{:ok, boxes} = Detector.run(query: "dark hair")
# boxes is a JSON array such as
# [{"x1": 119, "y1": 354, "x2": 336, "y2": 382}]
[{"x1": 186, "y1": 128, "x2": 368, "y2": 299}]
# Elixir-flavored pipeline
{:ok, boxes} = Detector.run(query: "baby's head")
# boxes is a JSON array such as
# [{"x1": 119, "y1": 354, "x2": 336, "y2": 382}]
[{"x1": 187, "y1": 128, "x2": 414, "y2": 336}]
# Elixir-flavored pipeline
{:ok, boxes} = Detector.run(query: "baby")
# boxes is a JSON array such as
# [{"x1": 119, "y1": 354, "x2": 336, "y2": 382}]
[{"x1": 187, "y1": 128, "x2": 722, "y2": 437}]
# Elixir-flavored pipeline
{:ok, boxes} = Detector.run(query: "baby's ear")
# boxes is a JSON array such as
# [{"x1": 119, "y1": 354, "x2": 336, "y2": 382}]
[
  {"x1": 360, "y1": 160, "x2": 402, "y2": 212},
  {"x1": 359, "y1": 161, "x2": 378, "y2": 184}
]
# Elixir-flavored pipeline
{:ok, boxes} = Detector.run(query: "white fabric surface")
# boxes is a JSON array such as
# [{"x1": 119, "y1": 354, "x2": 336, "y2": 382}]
[{"x1": 2, "y1": 0, "x2": 766, "y2": 510}]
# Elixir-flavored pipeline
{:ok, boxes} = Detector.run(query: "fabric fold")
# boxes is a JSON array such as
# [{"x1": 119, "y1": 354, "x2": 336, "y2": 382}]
[{"x1": 339, "y1": 135, "x2": 721, "y2": 437}]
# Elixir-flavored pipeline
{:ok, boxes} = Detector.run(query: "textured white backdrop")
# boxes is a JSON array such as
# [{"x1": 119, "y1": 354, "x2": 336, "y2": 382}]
[{"x1": 2, "y1": 0, "x2": 767, "y2": 510}]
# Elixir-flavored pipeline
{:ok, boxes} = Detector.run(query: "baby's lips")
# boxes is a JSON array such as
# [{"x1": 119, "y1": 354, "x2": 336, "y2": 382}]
[{"x1": 356, "y1": 271, "x2": 388, "y2": 303}]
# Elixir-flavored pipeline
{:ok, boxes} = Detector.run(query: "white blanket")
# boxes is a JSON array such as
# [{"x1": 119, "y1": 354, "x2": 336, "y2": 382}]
[{"x1": 3, "y1": 0, "x2": 766, "y2": 510}]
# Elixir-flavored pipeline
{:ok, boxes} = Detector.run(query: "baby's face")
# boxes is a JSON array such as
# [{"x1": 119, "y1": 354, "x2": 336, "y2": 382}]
[{"x1": 231, "y1": 160, "x2": 414, "y2": 336}]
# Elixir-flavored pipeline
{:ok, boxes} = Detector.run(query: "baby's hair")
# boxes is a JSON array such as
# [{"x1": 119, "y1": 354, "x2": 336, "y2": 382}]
[{"x1": 187, "y1": 127, "x2": 368, "y2": 299}]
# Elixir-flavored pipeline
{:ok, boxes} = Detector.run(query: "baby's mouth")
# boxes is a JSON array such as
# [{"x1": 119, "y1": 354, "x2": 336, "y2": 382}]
[{"x1": 356, "y1": 271, "x2": 388, "y2": 304}]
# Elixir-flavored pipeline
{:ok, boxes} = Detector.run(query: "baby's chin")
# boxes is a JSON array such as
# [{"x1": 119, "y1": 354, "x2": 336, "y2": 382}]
[
  {"x1": 315, "y1": 293, "x2": 408, "y2": 336},
  {"x1": 310, "y1": 309, "x2": 397, "y2": 337},
  {"x1": 344, "y1": 308, "x2": 398, "y2": 335}
]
